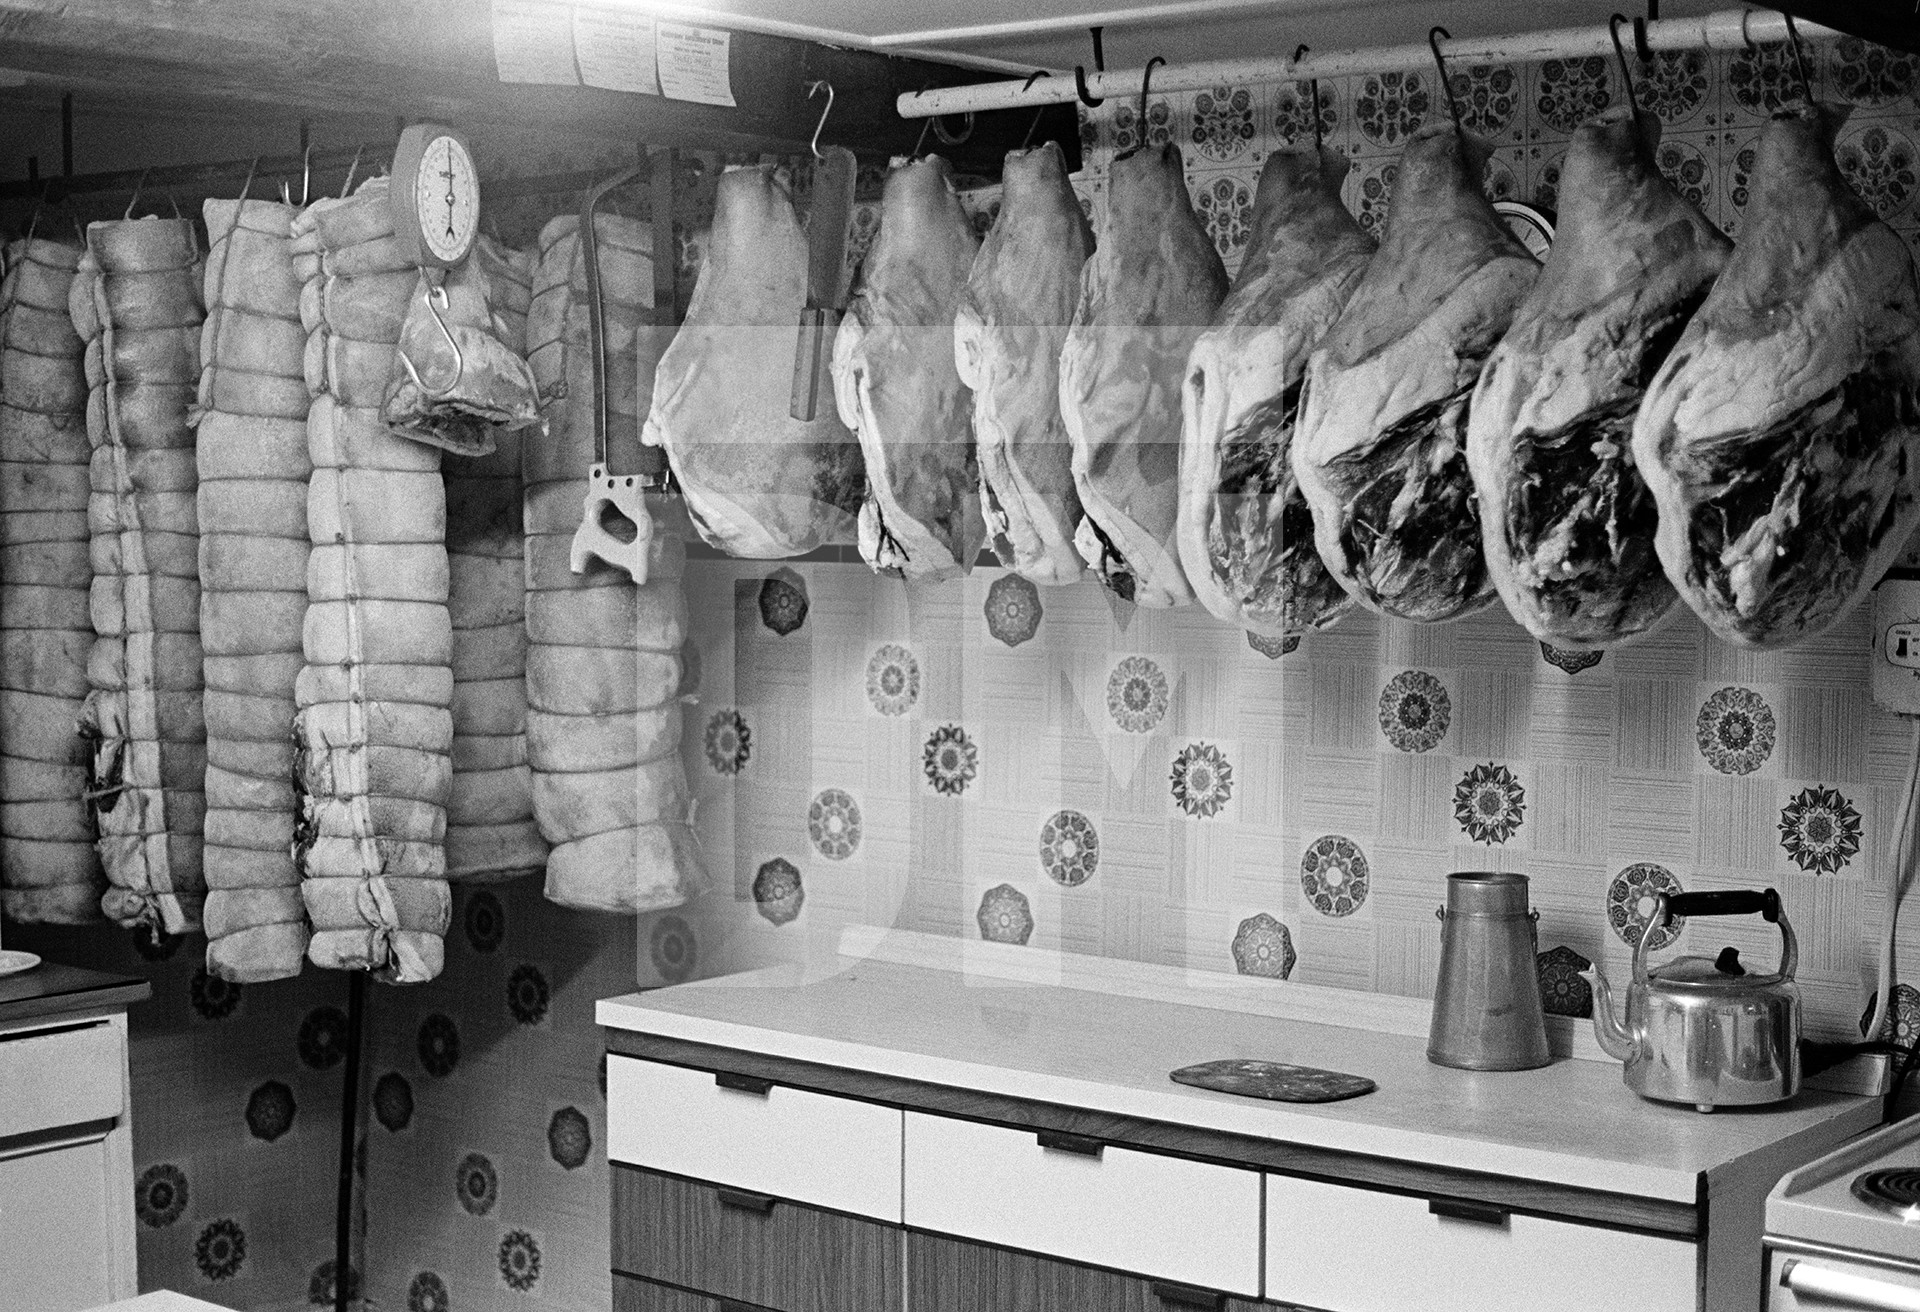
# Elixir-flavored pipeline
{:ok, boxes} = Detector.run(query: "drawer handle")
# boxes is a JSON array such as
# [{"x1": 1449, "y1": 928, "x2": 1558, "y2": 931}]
[
  {"x1": 1428, "y1": 1197, "x2": 1510, "y2": 1227},
  {"x1": 1782, "y1": 1259, "x2": 1920, "y2": 1311},
  {"x1": 1036, "y1": 1130, "x2": 1105, "y2": 1158},
  {"x1": 1150, "y1": 1281, "x2": 1226, "y2": 1310},
  {"x1": 715, "y1": 1187, "x2": 777, "y2": 1215},
  {"x1": 715, "y1": 1072, "x2": 773, "y2": 1097}
]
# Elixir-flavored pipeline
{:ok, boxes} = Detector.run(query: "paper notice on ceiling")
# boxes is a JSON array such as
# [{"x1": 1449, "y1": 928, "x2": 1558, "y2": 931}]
[
  {"x1": 491, "y1": 0, "x2": 579, "y2": 85},
  {"x1": 655, "y1": 22, "x2": 735, "y2": 107},
  {"x1": 572, "y1": 8, "x2": 659, "y2": 95}
]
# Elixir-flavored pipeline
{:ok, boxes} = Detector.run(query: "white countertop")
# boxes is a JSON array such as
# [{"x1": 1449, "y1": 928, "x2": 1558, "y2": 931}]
[
  {"x1": 598, "y1": 930, "x2": 1881, "y2": 1205},
  {"x1": 87, "y1": 1293, "x2": 227, "y2": 1312}
]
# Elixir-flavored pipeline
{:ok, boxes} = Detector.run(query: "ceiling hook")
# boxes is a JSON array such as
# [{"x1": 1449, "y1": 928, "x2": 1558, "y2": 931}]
[
  {"x1": 1633, "y1": 4, "x2": 1655, "y2": 64},
  {"x1": 1739, "y1": 8, "x2": 1758, "y2": 54},
  {"x1": 1428, "y1": 26, "x2": 1463, "y2": 135},
  {"x1": 931, "y1": 109, "x2": 975, "y2": 147},
  {"x1": 1020, "y1": 70, "x2": 1052, "y2": 151},
  {"x1": 1782, "y1": 13, "x2": 1814, "y2": 106},
  {"x1": 1294, "y1": 44, "x2": 1323, "y2": 154},
  {"x1": 1609, "y1": 15, "x2": 1643, "y2": 119},
  {"x1": 1074, "y1": 25, "x2": 1106, "y2": 108},
  {"x1": 1140, "y1": 56, "x2": 1166, "y2": 132},
  {"x1": 806, "y1": 79, "x2": 834, "y2": 160},
  {"x1": 123, "y1": 168, "x2": 149, "y2": 220},
  {"x1": 300, "y1": 143, "x2": 315, "y2": 207},
  {"x1": 340, "y1": 145, "x2": 365, "y2": 198}
]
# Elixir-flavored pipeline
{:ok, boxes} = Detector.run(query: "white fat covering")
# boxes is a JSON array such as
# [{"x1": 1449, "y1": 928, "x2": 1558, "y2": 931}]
[
  {"x1": 1059, "y1": 143, "x2": 1227, "y2": 608},
  {"x1": 448, "y1": 766, "x2": 534, "y2": 825},
  {"x1": 524, "y1": 646, "x2": 679, "y2": 716},
  {"x1": 544, "y1": 823, "x2": 703, "y2": 914},
  {"x1": 449, "y1": 677, "x2": 527, "y2": 736},
  {"x1": 3, "y1": 537, "x2": 93, "y2": 591},
  {"x1": 307, "y1": 542, "x2": 448, "y2": 602},
  {"x1": 1178, "y1": 145, "x2": 1373, "y2": 640},
  {"x1": 0, "y1": 755, "x2": 88, "y2": 800},
  {"x1": 525, "y1": 581, "x2": 685, "y2": 651},
  {"x1": 2, "y1": 799, "x2": 94, "y2": 842},
  {"x1": 2, "y1": 582, "x2": 90, "y2": 630},
  {"x1": 453, "y1": 734, "x2": 528, "y2": 772},
  {"x1": 204, "y1": 765, "x2": 295, "y2": 811},
  {"x1": 1294, "y1": 124, "x2": 1538, "y2": 623},
  {"x1": 639, "y1": 170, "x2": 864, "y2": 556},
  {"x1": 447, "y1": 554, "x2": 522, "y2": 627},
  {"x1": 451, "y1": 622, "x2": 526, "y2": 681},
  {"x1": 71, "y1": 216, "x2": 207, "y2": 934},
  {"x1": 1, "y1": 508, "x2": 88, "y2": 546},
  {"x1": 1633, "y1": 103, "x2": 1920, "y2": 648},
  {"x1": 526, "y1": 705, "x2": 681, "y2": 775},
  {"x1": 200, "y1": 534, "x2": 309, "y2": 591},
  {"x1": 201, "y1": 650, "x2": 305, "y2": 693},
  {"x1": 198, "y1": 592, "x2": 306, "y2": 655},
  {"x1": 205, "y1": 736, "x2": 295, "y2": 780},
  {"x1": 203, "y1": 686, "x2": 300, "y2": 741},
  {"x1": 831, "y1": 155, "x2": 984, "y2": 582},
  {"x1": 532, "y1": 758, "x2": 689, "y2": 844},
  {"x1": 0, "y1": 628, "x2": 90, "y2": 695},
  {"x1": 194, "y1": 411, "x2": 306, "y2": 479},
  {"x1": 203, "y1": 807, "x2": 294, "y2": 851},
  {"x1": 197, "y1": 479, "x2": 306, "y2": 536},
  {"x1": 293, "y1": 175, "x2": 453, "y2": 981}
]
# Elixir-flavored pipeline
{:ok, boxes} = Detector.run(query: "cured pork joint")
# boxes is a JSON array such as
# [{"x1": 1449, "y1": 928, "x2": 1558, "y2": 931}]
[
  {"x1": 526, "y1": 214, "x2": 705, "y2": 915},
  {"x1": 1294, "y1": 123, "x2": 1538, "y2": 623},
  {"x1": 833, "y1": 154, "x2": 984, "y2": 582},
  {"x1": 954, "y1": 141, "x2": 1092, "y2": 587},
  {"x1": 292, "y1": 178, "x2": 452, "y2": 983},
  {"x1": 1179, "y1": 143, "x2": 1373, "y2": 638},
  {"x1": 644, "y1": 165, "x2": 863, "y2": 557},
  {"x1": 0, "y1": 239, "x2": 103, "y2": 924},
  {"x1": 72, "y1": 217, "x2": 208, "y2": 934},
  {"x1": 196, "y1": 196, "x2": 312, "y2": 980},
  {"x1": 1469, "y1": 108, "x2": 1730, "y2": 650},
  {"x1": 1635, "y1": 103, "x2": 1920, "y2": 648},
  {"x1": 442, "y1": 238, "x2": 544, "y2": 885},
  {"x1": 1061, "y1": 141, "x2": 1227, "y2": 607}
]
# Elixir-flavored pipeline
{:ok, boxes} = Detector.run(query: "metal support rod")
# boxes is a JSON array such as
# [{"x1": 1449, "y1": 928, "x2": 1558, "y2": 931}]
[{"x1": 896, "y1": 6, "x2": 1843, "y2": 118}]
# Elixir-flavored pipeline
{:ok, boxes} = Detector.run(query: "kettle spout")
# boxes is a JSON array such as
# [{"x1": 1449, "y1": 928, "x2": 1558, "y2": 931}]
[{"x1": 1580, "y1": 965, "x2": 1636, "y2": 1062}]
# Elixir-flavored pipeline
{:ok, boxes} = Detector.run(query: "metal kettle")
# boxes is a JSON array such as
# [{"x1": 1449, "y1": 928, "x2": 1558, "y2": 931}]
[{"x1": 1581, "y1": 888, "x2": 1801, "y2": 1113}]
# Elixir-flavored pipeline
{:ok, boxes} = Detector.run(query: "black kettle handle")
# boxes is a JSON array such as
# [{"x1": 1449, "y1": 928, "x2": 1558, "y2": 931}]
[{"x1": 1660, "y1": 888, "x2": 1780, "y2": 925}]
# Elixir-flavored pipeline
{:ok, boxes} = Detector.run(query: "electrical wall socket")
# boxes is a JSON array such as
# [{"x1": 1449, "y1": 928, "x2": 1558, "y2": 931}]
[{"x1": 1871, "y1": 577, "x2": 1920, "y2": 714}]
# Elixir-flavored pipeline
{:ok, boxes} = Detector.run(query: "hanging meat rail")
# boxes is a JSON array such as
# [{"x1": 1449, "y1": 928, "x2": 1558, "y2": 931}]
[{"x1": 894, "y1": 7, "x2": 1842, "y2": 118}]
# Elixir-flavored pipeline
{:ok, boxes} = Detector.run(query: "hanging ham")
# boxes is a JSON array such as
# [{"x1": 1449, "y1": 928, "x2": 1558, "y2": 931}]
[
  {"x1": 525, "y1": 213, "x2": 705, "y2": 914},
  {"x1": 195, "y1": 195, "x2": 312, "y2": 980},
  {"x1": 1178, "y1": 143, "x2": 1373, "y2": 638},
  {"x1": 1294, "y1": 122, "x2": 1538, "y2": 622},
  {"x1": 0, "y1": 238, "x2": 103, "y2": 924},
  {"x1": 832, "y1": 155, "x2": 985, "y2": 582},
  {"x1": 1469, "y1": 109, "x2": 1730, "y2": 650},
  {"x1": 72, "y1": 216, "x2": 208, "y2": 935},
  {"x1": 292, "y1": 177, "x2": 452, "y2": 983},
  {"x1": 442, "y1": 237, "x2": 545, "y2": 884},
  {"x1": 1060, "y1": 142, "x2": 1227, "y2": 607},
  {"x1": 643, "y1": 165, "x2": 864, "y2": 557},
  {"x1": 1634, "y1": 102, "x2": 1920, "y2": 648},
  {"x1": 953, "y1": 141, "x2": 1091, "y2": 587}
]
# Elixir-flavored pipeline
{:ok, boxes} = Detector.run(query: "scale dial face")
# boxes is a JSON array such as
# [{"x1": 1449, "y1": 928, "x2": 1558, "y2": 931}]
[
  {"x1": 1494, "y1": 199, "x2": 1555, "y2": 261},
  {"x1": 414, "y1": 133, "x2": 479, "y2": 266}
]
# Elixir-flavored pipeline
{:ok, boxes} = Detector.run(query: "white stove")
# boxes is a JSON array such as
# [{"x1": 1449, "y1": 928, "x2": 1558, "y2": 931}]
[{"x1": 1767, "y1": 1114, "x2": 1920, "y2": 1310}]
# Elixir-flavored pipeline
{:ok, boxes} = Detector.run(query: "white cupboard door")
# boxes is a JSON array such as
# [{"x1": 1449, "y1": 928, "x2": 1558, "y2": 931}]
[
  {"x1": 0, "y1": 1132, "x2": 117, "y2": 1312},
  {"x1": 902, "y1": 1111, "x2": 1262, "y2": 1297},
  {"x1": 1266, "y1": 1173, "x2": 1698, "y2": 1312},
  {"x1": 605, "y1": 1056, "x2": 903, "y2": 1222},
  {"x1": 0, "y1": 1022, "x2": 122, "y2": 1139}
]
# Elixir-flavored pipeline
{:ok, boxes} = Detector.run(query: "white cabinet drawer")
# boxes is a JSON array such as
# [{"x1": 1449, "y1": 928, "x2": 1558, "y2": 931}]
[
  {"x1": 0, "y1": 1023, "x2": 122, "y2": 1141},
  {"x1": 1266, "y1": 1174, "x2": 1698, "y2": 1312},
  {"x1": 902, "y1": 1111, "x2": 1262, "y2": 1297},
  {"x1": 605, "y1": 1056, "x2": 902, "y2": 1223}
]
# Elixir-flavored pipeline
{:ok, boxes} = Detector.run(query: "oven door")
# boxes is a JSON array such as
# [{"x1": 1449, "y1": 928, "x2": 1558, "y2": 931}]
[{"x1": 1768, "y1": 1245, "x2": 1920, "y2": 1312}]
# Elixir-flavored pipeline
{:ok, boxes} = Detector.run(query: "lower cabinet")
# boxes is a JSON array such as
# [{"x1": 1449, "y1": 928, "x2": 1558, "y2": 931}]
[
  {"x1": 613, "y1": 1274, "x2": 775, "y2": 1312},
  {"x1": 611, "y1": 1166, "x2": 901, "y2": 1312},
  {"x1": 910, "y1": 1231, "x2": 1264, "y2": 1312}
]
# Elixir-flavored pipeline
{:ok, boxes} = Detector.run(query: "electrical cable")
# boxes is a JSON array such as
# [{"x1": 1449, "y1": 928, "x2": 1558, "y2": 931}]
[
  {"x1": 1866, "y1": 719, "x2": 1920, "y2": 1048},
  {"x1": 334, "y1": 971, "x2": 366, "y2": 1312}
]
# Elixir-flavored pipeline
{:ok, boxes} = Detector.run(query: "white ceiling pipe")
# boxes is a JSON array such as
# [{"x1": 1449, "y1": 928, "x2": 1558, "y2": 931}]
[{"x1": 895, "y1": 7, "x2": 1840, "y2": 118}]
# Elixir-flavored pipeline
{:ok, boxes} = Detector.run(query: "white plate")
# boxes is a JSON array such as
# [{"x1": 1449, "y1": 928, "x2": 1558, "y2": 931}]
[{"x1": 0, "y1": 950, "x2": 41, "y2": 977}]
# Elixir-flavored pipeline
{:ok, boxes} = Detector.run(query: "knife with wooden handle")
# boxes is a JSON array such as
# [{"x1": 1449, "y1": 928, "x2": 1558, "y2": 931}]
[{"x1": 790, "y1": 144, "x2": 856, "y2": 421}]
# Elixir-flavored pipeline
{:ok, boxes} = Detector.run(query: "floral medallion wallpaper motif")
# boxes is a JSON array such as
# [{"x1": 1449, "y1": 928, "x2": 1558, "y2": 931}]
[
  {"x1": 1107, "y1": 655, "x2": 1170, "y2": 732},
  {"x1": 1379, "y1": 670, "x2": 1451, "y2": 752},
  {"x1": 465, "y1": 890, "x2": 505, "y2": 952},
  {"x1": 1191, "y1": 85, "x2": 1257, "y2": 161},
  {"x1": 456, "y1": 1153, "x2": 499, "y2": 1217},
  {"x1": 1535, "y1": 56, "x2": 1614, "y2": 133},
  {"x1": 1779, "y1": 785, "x2": 1864, "y2": 874},
  {"x1": 547, "y1": 1107, "x2": 592, "y2": 1171},
  {"x1": 507, "y1": 964, "x2": 550, "y2": 1025},
  {"x1": 195, "y1": 1218, "x2": 247, "y2": 1283},
  {"x1": 1537, "y1": 946, "x2": 1594, "y2": 1018},
  {"x1": 1232, "y1": 914, "x2": 1297, "y2": 979},
  {"x1": 753, "y1": 857, "x2": 806, "y2": 925},
  {"x1": 1273, "y1": 80, "x2": 1337, "y2": 146},
  {"x1": 704, "y1": 708, "x2": 751, "y2": 775},
  {"x1": 977, "y1": 884, "x2": 1036, "y2": 945},
  {"x1": 1448, "y1": 64, "x2": 1520, "y2": 137},
  {"x1": 1172, "y1": 742, "x2": 1235, "y2": 817},
  {"x1": 808, "y1": 787, "x2": 863, "y2": 860},
  {"x1": 1301, "y1": 835, "x2": 1370, "y2": 918},
  {"x1": 1454, "y1": 763, "x2": 1526, "y2": 844},
  {"x1": 1247, "y1": 631, "x2": 1299, "y2": 658},
  {"x1": 297, "y1": 1005, "x2": 348, "y2": 1069},
  {"x1": 499, "y1": 1230, "x2": 542, "y2": 1292},
  {"x1": 1837, "y1": 123, "x2": 1918, "y2": 221},
  {"x1": 137, "y1": 1163, "x2": 189, "y2": 1228},
  {"x1": 866, "y1": 643, "x2": 921, "y2": 715},
  {"x1": 985, "y1": 573, "x2": 1043, "y2": 646},
  {"x1": 757, "y1": 568, "x2": 809, "y2": 636},
  {"x1": 417, "y1": 1014, "x2": 461, "y2": 1077},
  {"x1": 1655, "y1": 140, "x2": 1713, "y2": 210},
  {"x1": 245, "y1": 1081, "x2": 296, "y2": 1142},
  {"x1": 923, "y1": 724, "x2": 979, "y2": 796},
  {"x1": 1540, "y1": 642, "x2": 1603, "y2": 674},
  {"x1": 651, "y1": 913, "x2": 697, "y2": 982},
  {"x1": 1728, "y1": 42, "x2": 1806, "y2": 115},
  {"x1": 1634, "y1": 50, "x2": 1710, "y2": 123},
  {"x1": 408, "y1": 1270, "x2": 451, "y2": 1312},
  {"x1": 1609, "y1": 863, "x2": 1686, "y2": 951},
  {"x1": 1194, "y1": 171, "x2": 1256, "y2": 257},
  {"x1": 1830, "y1": 38, "x2": 1917, "y2": 105},
  {"x1": 1040, "y1": 809, "x2": 1101, "y2": 886},
  {"x1": 1113, "y1": 98, "x2": 1175, "y2": 153},
  {"x1": 1355, "y1": 70, "x2": 1431, "y2": 145},
  {"x1": 1696, "y1": 687, "x2": 1777, "y2": 775}
]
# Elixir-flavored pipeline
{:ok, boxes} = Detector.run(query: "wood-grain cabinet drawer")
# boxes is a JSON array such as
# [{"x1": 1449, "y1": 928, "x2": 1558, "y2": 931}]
[
  {"x1": 1266, "y1": 1174, "x2": 1698, "y2": 1312},
  {"x1": 612, "y1": 1166, "x2": 901, "y2": 1312},
  {"x1": 607, "y1": 1056, "x2": 902, "y2": 1221},
  {"x1": 0, "y1": 1022, "x2": 122, "y2": 1140},
  {"x1": 902, "y1": 1111, "x2": 1262, "y2": 1297},
  {"x1": 910, "y1": 1231, "x2": 1268, "y2": 1312}
]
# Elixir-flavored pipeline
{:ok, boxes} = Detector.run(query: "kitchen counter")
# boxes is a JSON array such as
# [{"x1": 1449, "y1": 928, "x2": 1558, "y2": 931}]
[
  {"x1": 0, "y1": 961, "x2": 149, "y2": 1026},
  {"x1": 598, "y1": 928, "x2": 1878, "y2": 1207}
]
